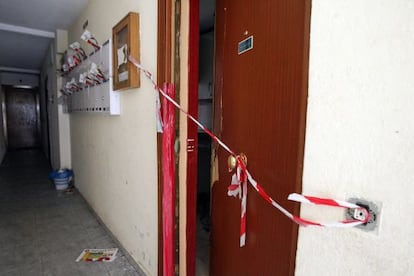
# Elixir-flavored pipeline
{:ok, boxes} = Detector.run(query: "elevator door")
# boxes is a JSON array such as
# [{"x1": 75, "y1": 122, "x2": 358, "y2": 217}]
[{"x1": 6, "y1": 87, "x2": 40, "y2": 149}]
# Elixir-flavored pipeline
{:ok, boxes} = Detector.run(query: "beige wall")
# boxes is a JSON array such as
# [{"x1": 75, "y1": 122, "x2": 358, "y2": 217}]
[
  {"x1": 296, "y1": 1, "x2": 414, "y2": 275},
  {"x1": 68, "y1": 0, "x2": 158, "y2": 274}
]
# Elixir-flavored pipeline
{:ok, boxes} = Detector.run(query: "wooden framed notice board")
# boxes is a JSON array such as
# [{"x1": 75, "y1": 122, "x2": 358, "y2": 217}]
[{"x1": 112, "y1": 12, "x2": 140, "y2": 90}]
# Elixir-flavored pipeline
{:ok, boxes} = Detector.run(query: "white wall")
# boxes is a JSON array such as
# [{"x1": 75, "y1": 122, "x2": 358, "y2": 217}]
[
  {"x1": 68, "y1": 1, "x2": 158, "y2": 274},
  {"x1": 296, "y1": 1, "x2": 414, "y2": 275}
]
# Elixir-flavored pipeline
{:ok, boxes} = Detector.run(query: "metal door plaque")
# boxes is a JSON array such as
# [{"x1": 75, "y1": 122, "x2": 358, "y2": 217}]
[{"x1": 238, "y1": 35, "x2": 253, "y2": 55}]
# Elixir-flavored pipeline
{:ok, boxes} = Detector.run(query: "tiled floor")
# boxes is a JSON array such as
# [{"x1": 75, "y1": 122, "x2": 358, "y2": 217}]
[{"x1": 0, "y1": 149, "x2": 144, "y2": 276}]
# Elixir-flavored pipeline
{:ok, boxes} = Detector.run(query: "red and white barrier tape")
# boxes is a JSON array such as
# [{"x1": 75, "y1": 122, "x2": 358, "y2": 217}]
[
  {"x1": 128, "y1": 55, "x2": 369, "y2": 247},
  {"x1": 129, "y1": 55, "x2": 235, "y2": 156},
  {"x1": 227, "y1": 158, "x2": 249, "y2": 246},
  {"x1": 287, "y1": 193, "x2": 370, "y2": 227}
]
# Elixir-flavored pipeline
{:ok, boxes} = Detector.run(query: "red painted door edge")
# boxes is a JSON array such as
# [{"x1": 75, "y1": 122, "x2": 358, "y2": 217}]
[
  {"x1": 186, "y1": 0, "x2": 200, "y2": 275},
  {"x1": 162, "y1": 83, "x2": 176, "y2": 276}
]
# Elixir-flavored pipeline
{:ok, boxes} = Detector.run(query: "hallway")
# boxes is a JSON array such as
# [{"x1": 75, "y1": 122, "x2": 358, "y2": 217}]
[{"x1": 0, "y1": 149, "x2": 143, "y2": 276}]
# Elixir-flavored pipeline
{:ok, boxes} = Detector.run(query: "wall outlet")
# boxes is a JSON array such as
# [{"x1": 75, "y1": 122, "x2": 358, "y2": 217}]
[{"x1": 345, "y1": 198, "x2": 381, "y2": 232}]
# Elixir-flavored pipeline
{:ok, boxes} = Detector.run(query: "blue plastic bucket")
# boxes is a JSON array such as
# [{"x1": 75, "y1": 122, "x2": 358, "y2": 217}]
[{"x1": 49, "y1": 169, "x2": 73, "y2": 190}]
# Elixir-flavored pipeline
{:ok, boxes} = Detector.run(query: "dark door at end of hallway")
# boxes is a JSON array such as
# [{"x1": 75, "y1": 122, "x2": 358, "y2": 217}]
[
  {"x1": 5, "y1": 87, "x2": 41, "y2": 149},
  {"x1": 210, "y1": 0, "x2": 311, "y2": 275}
]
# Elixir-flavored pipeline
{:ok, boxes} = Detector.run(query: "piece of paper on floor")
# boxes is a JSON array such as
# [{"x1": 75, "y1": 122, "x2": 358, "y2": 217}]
[{"x1": 76, "y1": 248, "x2": 118, "y2": 262}]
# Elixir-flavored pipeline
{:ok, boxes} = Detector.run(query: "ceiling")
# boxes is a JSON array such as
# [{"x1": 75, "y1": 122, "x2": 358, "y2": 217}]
[
  {"x1": 0, "y1": 0, "x2": 214, "y2": 74},
  {"x1": 0, "y1": 0, "x2": 88, "y2": 73}
]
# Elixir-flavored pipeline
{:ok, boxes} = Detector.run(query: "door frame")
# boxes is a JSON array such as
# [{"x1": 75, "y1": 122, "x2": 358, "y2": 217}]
[
  {"x1": 186, "y1": 0, "x2": 199, "y2": 275},
  {"x1": 4, "y1": 86, "x2": 41, "y2": 149},
  {"x1": 1, "y1": 86, "x2": 8, "y2": 147},
  {"x1": 157, "y1": 0, "x2": 174, "y2": 275},
  {"x1": 159, "y1": 0, "x2": 200, "y2": 274},
  {"x1": 43, "y1": 76, "x2": 51, "y2": 159}
]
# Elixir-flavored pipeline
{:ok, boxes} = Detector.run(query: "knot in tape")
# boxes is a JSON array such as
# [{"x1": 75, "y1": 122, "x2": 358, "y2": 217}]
[{"x1": 227, "y1": 154, "x2": 248, "y2": 198}]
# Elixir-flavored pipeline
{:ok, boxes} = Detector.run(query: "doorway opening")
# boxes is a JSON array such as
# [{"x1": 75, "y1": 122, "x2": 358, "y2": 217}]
[{"x1": 196, "y1": 0, "x2": 215, "y2": 275}]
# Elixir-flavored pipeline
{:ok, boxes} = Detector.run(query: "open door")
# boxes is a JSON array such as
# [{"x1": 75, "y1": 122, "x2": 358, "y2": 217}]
[{"x1": 210, "y1": 0, "x2": 311, "y2": 275}]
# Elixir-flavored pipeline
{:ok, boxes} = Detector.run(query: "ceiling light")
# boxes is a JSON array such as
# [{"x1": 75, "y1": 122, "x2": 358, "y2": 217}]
[{"x1": 12, "y1": 85, "x2": 34, "y2": 89}]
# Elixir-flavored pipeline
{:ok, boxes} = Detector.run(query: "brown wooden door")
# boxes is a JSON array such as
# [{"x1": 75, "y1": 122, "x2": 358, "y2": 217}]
[{"x1": 210, "y1": 0, "x2": 311, "y2": 275}]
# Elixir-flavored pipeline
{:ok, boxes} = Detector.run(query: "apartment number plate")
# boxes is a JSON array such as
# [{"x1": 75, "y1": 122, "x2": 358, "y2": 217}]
[{"x1": 238, "y1": 35, "x2": 254, "y2": 55}]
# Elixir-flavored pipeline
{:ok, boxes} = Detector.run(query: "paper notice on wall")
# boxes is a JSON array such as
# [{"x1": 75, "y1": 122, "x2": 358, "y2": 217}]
[
  {"x1": 118, "y1": 71, "x2": 129, "y2": 82},
  {"x1": 117, "y1": 44, "x2": 128, "y2": 68}
]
